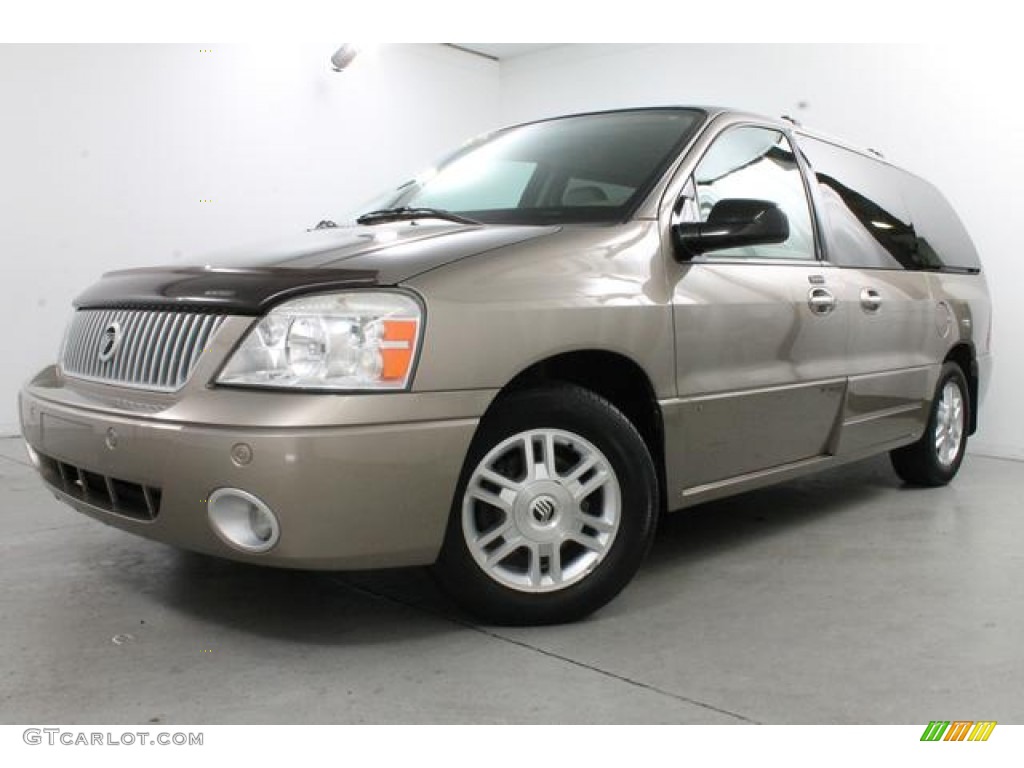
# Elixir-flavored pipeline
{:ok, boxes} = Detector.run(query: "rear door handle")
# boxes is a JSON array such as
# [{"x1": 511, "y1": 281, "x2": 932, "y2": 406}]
[
  {"x1": 807, "y1": 287, "x2": 836, "y2": 316},
  {"x1": 860, "y1": 287, "x2": 882, "y2": 313}
]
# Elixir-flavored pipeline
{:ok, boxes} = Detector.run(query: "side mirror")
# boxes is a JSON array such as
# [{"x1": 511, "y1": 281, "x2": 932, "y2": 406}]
[{"x1": 673, "y1": 198, "x2": 790, "y2": 260}]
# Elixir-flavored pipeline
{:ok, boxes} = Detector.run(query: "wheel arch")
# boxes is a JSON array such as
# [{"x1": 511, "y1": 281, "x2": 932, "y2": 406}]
[
  {"x1": 488, "y1": 349, "x2": 668, "y2": 516},
  {"x1": 944, "y1": 342, "x2": 978, "y2": 435}
]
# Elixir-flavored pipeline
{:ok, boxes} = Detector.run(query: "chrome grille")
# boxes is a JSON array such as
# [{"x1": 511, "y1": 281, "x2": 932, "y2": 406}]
[{"x1": 60, "y1": 309, "x2": 226, "y2": 392}]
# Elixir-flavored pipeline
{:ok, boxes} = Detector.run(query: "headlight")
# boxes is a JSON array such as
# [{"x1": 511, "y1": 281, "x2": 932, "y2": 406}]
[{"x1": 216, "y1": 291, "x2": 422, "y2": 391}]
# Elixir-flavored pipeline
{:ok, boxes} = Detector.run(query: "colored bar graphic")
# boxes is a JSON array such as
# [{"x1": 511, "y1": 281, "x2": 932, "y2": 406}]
[
  {"x1": 920, "y1": 720, "x2": 996, "y2": 742},
  {"x1": 968, "y1": 722, "x2": 997, "y2": 741},
  {"x1": 944, "y1": 721, "x2": 973, "y2": 741}
]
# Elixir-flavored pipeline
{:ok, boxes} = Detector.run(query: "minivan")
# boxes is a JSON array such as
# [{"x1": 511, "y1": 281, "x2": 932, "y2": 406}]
[{"x1": 20, "y1": 107, "x2": 992, "y2": 624}]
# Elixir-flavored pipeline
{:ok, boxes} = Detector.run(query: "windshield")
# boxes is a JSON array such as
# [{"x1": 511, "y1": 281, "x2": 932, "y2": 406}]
[{"x1": 351, "y1": 109, "x2": 705, "y2": 226}]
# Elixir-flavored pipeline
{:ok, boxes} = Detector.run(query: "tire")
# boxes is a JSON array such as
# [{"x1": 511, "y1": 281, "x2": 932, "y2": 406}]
[
  {"x1": 434, "y1": 384, "x2": 658, "y2": 625},
  {"x1": 890, "y1": 362, "x2": 970, "y2": 486}
]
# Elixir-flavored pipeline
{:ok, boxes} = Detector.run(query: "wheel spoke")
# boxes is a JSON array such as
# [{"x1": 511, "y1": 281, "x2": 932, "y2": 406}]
[
  {"x1": 541, "y1": 432, "x2": 559, "y2": 480},
  {"x1": 527, "y1": 542, "x2": 543, "y2": 586},
  {"x1": 548, "y1": 543, "x2": 563, "y2": 584},
  {"x1": 486, "y1": 536, "x2": 523, "y2": 567},
  {"x1": 576, "y1": 512, "x2": 616, "y2": 534},
  {"x1": 571, "y1": 530, "x2": 606, "y2": 553},
  {"x1": 479, "y1": 467, "x2": 524, "y2": 495},
  {"x1": 564, "y1": 454, "x2": 598, "y2": 485},
  {"x1": 476, "y1": 520, "x2": 513, "y2": 550},
  {"x1": 571, "y1": 468, "x2": 609, "y2": 502},
  {"x1": 521, "y1": 434, "x2": 538, "y2": 481},
  {"x1": 525, "y1": 432, "x2": 558, "y2": 481},
  {"x1": 468, "y1": 485, "x2": 514, "y2": 513}
]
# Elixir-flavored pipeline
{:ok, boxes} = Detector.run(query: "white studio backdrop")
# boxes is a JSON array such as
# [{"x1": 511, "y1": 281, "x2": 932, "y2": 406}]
[{"x1": 1, "y1": 43, "x2": 1021, "y2": 460}]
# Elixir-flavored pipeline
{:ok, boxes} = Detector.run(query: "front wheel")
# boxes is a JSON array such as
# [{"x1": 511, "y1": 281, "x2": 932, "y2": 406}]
[
  {"x1": 890, "y1": 362, "x2": 970, "y2": 486},
  {"x1": 434, "y1": 385, "x2": 658, "y2": 625}
]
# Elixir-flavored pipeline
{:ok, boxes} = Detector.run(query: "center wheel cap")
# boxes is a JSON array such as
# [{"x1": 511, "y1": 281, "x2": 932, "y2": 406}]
[{"x1": 529, "y1": 495, "x2": 558, "y2": 525}]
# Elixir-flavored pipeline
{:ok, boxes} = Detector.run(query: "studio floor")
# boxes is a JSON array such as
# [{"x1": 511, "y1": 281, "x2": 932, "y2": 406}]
[{"x1": 1, "y1": 435, "x2": 1020, "y2": 725}]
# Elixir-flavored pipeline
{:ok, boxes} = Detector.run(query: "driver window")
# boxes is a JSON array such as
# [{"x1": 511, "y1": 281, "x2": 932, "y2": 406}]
[{"x1": 677, "y1": 126, "x2": 816, "y2": 260}]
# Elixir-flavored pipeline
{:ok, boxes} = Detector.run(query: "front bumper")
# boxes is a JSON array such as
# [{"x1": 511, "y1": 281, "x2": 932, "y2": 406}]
[{"x1": 20, "y1": 366, "x2": 494, "y2": 569}]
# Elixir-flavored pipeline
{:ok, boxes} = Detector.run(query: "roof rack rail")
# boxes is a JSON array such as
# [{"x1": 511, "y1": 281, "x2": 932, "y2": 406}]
[
  {"x1": 867, "y1": 147, "x2": 885, "y2": 159},
  {"x1": 780, "y1": 114, "x2": 802, "y2": 126}
]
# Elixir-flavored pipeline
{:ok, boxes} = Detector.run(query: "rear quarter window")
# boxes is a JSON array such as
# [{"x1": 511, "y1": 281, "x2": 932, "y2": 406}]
[
  {"x1": 796, "y1": 134, "x2": 980, "y2": 273},
  {"x1": 899, "y1": 174, "x2": 981, "y2": 273},
  {"x1": 796, "y1": 136, "x2": 917, "y2": 269}
]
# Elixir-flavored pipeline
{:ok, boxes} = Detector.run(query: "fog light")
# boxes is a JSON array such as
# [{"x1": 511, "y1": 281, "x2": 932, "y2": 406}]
[{"x1": 207, "y1": 488, "x2": 280, "y2": 553}]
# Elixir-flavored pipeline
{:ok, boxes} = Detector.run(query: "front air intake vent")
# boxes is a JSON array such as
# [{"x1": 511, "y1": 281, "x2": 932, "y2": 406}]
[{"x1": 35, "y1": 451, "x2": 161, "y2": 521}]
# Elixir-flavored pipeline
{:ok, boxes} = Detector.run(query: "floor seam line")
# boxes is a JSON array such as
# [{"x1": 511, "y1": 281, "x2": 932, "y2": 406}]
[
  {"x1": 466, "y1": 623, "x2": 760, "y2": 724},
  {"x1": 333, "y1": 577, "x2": 759, "y2": 724},
  {"x1": 0, "y1": 452, "x2": 31, "y2": 469}
]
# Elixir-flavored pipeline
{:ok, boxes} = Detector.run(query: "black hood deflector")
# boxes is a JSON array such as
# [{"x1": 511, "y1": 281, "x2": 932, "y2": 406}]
[{"x1": 74, "y1": 223, "x2": 558, "y2": 314}]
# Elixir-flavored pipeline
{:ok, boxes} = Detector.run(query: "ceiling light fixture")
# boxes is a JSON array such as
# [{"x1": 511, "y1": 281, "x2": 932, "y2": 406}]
[{"x1": 330, "y1": 44, "x2": 361, "y2": 72}]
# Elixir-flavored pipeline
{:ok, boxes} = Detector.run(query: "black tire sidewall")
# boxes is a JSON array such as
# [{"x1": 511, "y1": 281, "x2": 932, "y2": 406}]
[{"x1": 435, "y1": 385, "x2": 658, "y2": 625}]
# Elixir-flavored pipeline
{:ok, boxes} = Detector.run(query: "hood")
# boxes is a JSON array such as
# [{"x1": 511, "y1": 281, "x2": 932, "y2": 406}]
[{"x1": 74, "y1": 222, "x2": 559, "y2": 314}]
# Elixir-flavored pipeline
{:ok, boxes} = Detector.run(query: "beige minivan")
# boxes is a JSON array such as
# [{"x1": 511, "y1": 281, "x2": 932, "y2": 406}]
[{"x1": 20, "y1": 107, "x2": 991, "y2": 624}]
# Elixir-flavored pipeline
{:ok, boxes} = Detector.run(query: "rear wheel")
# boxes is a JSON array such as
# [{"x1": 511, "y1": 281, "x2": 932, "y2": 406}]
[
  {"x1": 434, "y1": 385, "x2": 658, "y2": 625},
  {"x1": 890, "y1": 362, "x2": 970, "y2": 486}
]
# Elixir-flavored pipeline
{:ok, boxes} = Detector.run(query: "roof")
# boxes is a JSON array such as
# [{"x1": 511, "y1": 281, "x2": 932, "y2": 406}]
[{"x1": 509, "y1": 105, "x2": 895, "y2": 169}]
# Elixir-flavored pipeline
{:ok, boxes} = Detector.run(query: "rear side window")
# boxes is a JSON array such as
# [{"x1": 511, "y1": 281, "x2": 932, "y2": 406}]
[
  {"x1": 899, "y1": 175, "x2": 981, "y2": 273},
  {"x1": 796, "y1": 136, "x2": 917, "y2": 269},
  {"x1": 797, "y1": 135, "x2": 980, "y2": 272}
]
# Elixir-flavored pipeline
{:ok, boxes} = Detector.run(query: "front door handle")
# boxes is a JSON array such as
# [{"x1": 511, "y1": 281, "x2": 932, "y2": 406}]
[
  {"x1": 808, "y1": 287, "x2": 836, "y2": 316},
  {"x1": 860, "y1": 287, "x2": 882, "y2": 313}
]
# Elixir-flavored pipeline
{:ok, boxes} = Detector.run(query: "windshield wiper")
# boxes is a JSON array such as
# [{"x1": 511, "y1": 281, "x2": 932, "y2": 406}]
[{"x1": 355, "y1": 207, "x2": 480, "y2": 226}]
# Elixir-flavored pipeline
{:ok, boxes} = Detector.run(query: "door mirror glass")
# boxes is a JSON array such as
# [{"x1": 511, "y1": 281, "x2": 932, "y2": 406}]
[{"x1": 674, "y1": 198, "x2": 790, "y2": 259}]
